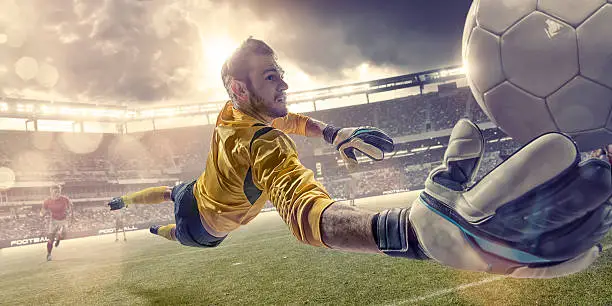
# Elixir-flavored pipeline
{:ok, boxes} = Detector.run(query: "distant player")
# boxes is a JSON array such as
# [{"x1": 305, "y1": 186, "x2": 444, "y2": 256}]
[
  {"x1": 590, "y1": 145, "x2": 612, "y2": 164},
  {"x1": 107, "y1": 38, "x2": 611, "y2": 279},
  {"x1": 348, "y1": 176, "x2": 357, "y2": 207},
  {"x1": 40, "y1": 185, "x2": 73, "y2": 261},
  {"x1": 591, "y1": 147, "x2": 607, "y2": 160},
  {"x1": 114, "y1": 209, "x2": 127, "y2": 242}
]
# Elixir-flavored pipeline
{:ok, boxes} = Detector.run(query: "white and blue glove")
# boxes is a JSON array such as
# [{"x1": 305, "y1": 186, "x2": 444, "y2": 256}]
[
  {"x1": 323, "y1": 125, "x2": 394, "y2": 168},
  {"x1": 376, "y1": 119, "x2": 612, "y2": 278}
]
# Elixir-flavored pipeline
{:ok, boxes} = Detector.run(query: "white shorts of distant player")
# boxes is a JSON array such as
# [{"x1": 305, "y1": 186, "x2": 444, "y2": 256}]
[{"x1": 48, "y1": 219, "x2": 68, "y2": 237}]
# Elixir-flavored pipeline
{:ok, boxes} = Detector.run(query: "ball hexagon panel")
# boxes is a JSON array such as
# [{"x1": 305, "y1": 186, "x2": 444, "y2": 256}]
[
  {"x1": 538, "y1": 0, "x2": 606, "y2": 27},
  {"x1": 466, "y1": 77, "x2": 498, "y2": 126},
  {"x1": 484, "y1": 82, "x2": 558, "y2": 143},
  {"x1": 501, "y1": 11, "x2": 578, "y2": 98},
  {"x1": 577, "y1": 5, "x2": 612, "y2": 89},
  {"x1": 607, "y1": 107, "x2": 612, "y2": 130},
  {"x1": 465, "y1": 27, "x2": 504, "y2": 94},
  {"x1": 476, "y1": 0, "x2": 536, "y2": 35},
  {"x1": 547, "y1": 76, "x2": 612, "y2": 132}
]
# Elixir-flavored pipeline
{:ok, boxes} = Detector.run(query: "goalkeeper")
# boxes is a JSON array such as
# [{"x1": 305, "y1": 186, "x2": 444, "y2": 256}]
[{"x1": 109, "y1": 38, "x2": 612, "y2": 279}]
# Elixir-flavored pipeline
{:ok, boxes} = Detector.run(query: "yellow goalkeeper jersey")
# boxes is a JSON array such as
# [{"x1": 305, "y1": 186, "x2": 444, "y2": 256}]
[{"x1": 193, "y1": 101, "x2": 335, "y2": 247}]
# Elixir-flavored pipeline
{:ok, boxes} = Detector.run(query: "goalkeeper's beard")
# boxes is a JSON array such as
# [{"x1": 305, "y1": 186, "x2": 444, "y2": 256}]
[{"x1": 250, "y1": 92, "x2": 288, "y2": 120}]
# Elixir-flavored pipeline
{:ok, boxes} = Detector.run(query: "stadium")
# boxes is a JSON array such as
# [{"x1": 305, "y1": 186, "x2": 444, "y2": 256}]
[
  {"x1": 0, "y1": 66, "x2": 500, "y2": 247},
  {"x1": 2, "y1": 0, "x2": 612, "y2": 305},
  {"x1": 2, "y1": 65, "x2": 611, "y2": 305}
]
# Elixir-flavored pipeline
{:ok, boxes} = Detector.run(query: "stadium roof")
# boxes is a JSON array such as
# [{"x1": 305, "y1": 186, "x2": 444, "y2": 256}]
[{"x1": 0, "y1": 65, "x2": 465, "y2": 131}]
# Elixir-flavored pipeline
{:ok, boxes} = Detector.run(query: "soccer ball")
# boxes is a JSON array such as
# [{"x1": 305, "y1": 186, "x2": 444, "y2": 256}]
[{"x1": 463, "y1": 0, "x2": 612, "y2": 151}]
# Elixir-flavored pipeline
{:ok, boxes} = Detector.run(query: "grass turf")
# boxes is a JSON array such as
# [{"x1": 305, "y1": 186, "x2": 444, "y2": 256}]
[{"x1": 1, "y1": 195, "x2": 611, "y2": 305}]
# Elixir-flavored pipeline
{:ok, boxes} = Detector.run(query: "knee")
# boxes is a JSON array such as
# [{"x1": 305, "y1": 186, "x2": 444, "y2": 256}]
[{"x1": 164, "y1": 186, "x2": 173, "y2": 202}]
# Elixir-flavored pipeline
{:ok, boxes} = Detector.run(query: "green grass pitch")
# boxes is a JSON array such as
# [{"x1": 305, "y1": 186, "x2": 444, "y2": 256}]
[{"x1": 1, "y1": 194, "x2": 611, "y2": 305}]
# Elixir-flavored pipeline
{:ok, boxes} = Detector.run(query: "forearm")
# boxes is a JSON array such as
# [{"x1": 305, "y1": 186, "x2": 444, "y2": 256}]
[
  {"x1": 320, "y1": 190, "x2": 423, "y2": 254},
  {"x1": 320, "y1": 203, "x2": 380, "y2": 254},
  {"x1": 305, "y1": 118, "x2": 328, "y2": 138}
]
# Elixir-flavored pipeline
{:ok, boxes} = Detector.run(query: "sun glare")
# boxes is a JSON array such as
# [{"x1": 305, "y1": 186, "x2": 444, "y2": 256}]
[
  {"x1": 198, "y1": 36, "x2": 239, "y2": 92},
  {"x1": 358, "y1": 62, "x2": 370, "y2": 81},
  {"x1": 203, "y1": 36, "x2": 238, "y2": 72}
]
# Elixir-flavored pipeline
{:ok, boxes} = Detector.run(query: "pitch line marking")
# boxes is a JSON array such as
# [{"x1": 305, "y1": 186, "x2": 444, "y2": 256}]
[{"x1": 385, "y1": 244, "x2": 612, "y2": 305}]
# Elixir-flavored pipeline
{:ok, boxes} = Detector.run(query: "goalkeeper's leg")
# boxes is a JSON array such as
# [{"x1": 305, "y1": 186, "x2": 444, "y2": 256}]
[
  {"x1": 150, "y1": 224, "x2": 177, "y2": 241},
  {"x1": 108, "y1": 186, "x2": 172, "y2": 210}
]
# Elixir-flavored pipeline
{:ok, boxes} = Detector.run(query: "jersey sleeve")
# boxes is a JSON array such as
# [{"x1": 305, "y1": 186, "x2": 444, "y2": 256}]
[
  {"x1": 271, "y1": 112, "x2": 310, "y2": 136},
  {"x1": 250, "y1": 129, "x2": 335, "y2": 247}
]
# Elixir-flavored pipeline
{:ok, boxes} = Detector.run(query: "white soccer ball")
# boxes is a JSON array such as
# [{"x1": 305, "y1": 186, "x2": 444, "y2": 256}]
[{"x1": 463, "y1": 0, "x2": 612, "y2": 151}]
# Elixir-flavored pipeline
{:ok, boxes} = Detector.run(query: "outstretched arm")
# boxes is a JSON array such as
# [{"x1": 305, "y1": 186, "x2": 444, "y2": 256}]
[
  {"x1": 252, "y1": 129, "x2": 394, "y2": 252},
  {"x1": 271, "y1": 113, "x2": 327, "y2": 138},
  {"x1": 257, "y1": 119, "x2": 612, "y2": 279}
]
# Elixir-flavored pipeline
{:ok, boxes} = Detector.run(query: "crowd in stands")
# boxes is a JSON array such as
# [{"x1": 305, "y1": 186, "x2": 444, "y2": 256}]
[
  {"x1": 430, "y1": 90, "x2": 469, "y2": 130},
  {"x1": 374, "y1": 96, "x2": 429, "y2": 136}
]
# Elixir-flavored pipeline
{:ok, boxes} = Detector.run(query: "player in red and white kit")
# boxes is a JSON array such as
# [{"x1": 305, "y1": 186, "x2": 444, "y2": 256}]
[
  {"x1": 40, "y1": 185, "x2": 73, "y2": 261},
  {"x1": 590, "y1": 145, "x2": 612, "y2": 164}
]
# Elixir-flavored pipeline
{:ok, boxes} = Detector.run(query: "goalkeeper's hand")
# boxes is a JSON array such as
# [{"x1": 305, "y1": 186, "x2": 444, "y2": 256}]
[
  {"x1": 323, "y1": 125, "x2": 394, "y2": 169},
  {"x1": 381, "y1": 119, "x2": 612, "y2": 278}
]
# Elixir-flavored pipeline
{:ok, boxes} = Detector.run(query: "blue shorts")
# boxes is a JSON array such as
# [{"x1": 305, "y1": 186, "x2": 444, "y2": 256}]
[{"x1": 171, "y1": 179, "x2": 226, "y2": 248}]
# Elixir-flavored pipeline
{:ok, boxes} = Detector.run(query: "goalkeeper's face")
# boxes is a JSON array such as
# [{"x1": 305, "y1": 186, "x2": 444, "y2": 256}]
[{"x1": 245, "y1": 54, "x2": 289, "y2": 119}]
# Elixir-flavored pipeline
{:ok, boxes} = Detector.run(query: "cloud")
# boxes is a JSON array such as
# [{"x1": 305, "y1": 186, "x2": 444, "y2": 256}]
[
  {"x1": 216, "y1": 0, "x2": 468, "y2": 81},
  {"x1": 0, "y1": 0, "x2": 469, "y2": 103},
  {"x1": 0, "y1": 0, "x2": 204, "y2": 103}
]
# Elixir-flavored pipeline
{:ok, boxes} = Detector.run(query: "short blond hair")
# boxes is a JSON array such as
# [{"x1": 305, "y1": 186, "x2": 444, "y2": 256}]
[{"x1": 221, "y1": 37, "x2": 275, "y2": 96}]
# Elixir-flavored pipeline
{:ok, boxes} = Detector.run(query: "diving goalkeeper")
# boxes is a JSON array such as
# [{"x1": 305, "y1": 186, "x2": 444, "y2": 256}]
[{"x1": 109, "y1": 38, "x2": 612, "y2": 279}]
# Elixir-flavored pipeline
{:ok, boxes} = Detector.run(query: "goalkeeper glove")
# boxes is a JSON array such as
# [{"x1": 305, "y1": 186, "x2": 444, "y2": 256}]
[
  {"x1": 375, "y1": 119, "x2": 612, "y2": 278},
  {"x1": 323, "y1": 125, "x2": 394, "y2": 169}
]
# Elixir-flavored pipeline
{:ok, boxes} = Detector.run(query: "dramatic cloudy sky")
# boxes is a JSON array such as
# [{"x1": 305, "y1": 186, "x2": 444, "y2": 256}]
[{"x1": 0, "y1": 0, "x2": 472, "y2": 105}]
